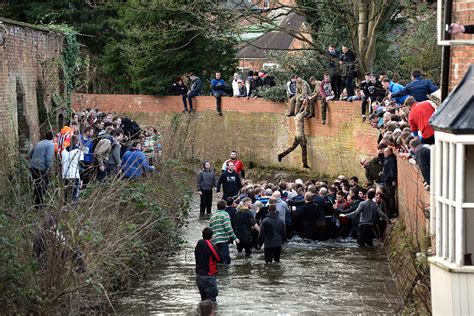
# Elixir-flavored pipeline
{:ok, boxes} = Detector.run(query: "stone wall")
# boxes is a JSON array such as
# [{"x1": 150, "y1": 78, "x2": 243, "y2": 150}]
[{"x1": 0, "y1": 18, "x2": 64, "y2": 188}]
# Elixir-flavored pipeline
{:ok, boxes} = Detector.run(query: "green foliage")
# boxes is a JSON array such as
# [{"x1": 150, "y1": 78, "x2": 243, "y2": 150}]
[
  {"x1": 259, "y1": 51, "x2": 324, "y2": 102},
  {"x1": 102, "y1": 0, "x2": 237, "y2": 94}
]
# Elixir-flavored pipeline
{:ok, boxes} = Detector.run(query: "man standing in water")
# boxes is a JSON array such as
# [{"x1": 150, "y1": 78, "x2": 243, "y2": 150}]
[
  {"x1": 259, "y1": 204, "x2": 286, "y2": 263},
  {"x1": 197, "y1": 161, "x2": 217, "y2": 218},
  {"x1": 278, "y1": 104, "x2": 310, "y2": 168},
  {"x1": 339, "y1": 190, "x2": 390, "y2": 247},
  {"x1": 217, "y1": 161, "x2": 242, "y2": 199},
  {"x1": 195, "y1": 227, "x2": 221, "y2": 302},
  {"x1": 209, "y1": 200, "x2": 239, "y2": 264}
]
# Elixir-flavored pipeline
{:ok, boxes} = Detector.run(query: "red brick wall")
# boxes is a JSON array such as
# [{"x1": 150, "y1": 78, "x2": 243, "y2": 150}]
[
  {"x1": 73, "y1": 93, "x2": 429, "y2": 245},
  {"x1": 0, "y1": 20, "x2": 63, "y2": 185},
  {"x1": 449, "y1": 0, "x2": 474, "y2": 91},
  {"x1": 73, "y1": 94, "x2": 379, "y2": 179},
  {"x1": 397, "y1": 157, "x2": 431, "y2": 248}
]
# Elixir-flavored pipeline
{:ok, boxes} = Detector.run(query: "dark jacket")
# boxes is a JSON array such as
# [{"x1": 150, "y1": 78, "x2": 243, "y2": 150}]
[
  {"x1": 346, "y1": 199, "x2": 388, "y2": 226},
  {"x1": 390, "y1": 77, "x2": 438, "y2": 102},
  {"x1": 414, "y1": 144, "x2": 431, "y2": 185},
  {"x1": 299, "y1": 202, "x2": 326, "y2": 240},
  {"x1": 197, "y1": 168, "x2": 217, "y2": 191},
  {"x1": 225, "y1": 206, "x2": 237, "y2": 231},
  {"x1": 190, "y1": 77, "x2": 202, "y2": 94},
  {"x1": 365, "y1": 155, "x2": 384, "y2": 185},
  {"x1": 234, "y1": 208, "x2": 257, "y2": 243},
  {"x1": 383, "y1": 154, "x2": 397, "y2": 186},
  {"x1": 258, "y1": 212, "x2": 286, "y2": 248},
  {"x1": 216, "y1": 170, "x2": 242, "y2": 196},
  {"x1": 195, "y1": 239, "x2": 221, "y2": 276},
  {"x1": 340, "y1": 50, "x2": 356, "y2": 77},
  {"x1": 175, "y1": 84, "x2": 188, "y2": 96},
  {"x1": 327, "y1": 50, "x2": 340, "y2": 75}
]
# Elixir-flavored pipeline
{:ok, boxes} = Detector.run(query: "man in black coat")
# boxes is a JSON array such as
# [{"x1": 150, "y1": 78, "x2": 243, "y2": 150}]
[
  {"x1": 410, "y1": 138, "x2": 431, "y2": 188},
  {"x1": 259, "y1": 204, "x2": 286, "y2": 263},
  {"x1": 299, "y1": 192, "x2": 326, "y2": 241},
  {"x1": 216, "y1": 162, "x2": 242, "y2": 199},
  {"x1": 340, "y1": 46, "x2": 357, "y2": 97},
  {"x1": 383, "y1": 147, "x2": 398, "y2": 218}
]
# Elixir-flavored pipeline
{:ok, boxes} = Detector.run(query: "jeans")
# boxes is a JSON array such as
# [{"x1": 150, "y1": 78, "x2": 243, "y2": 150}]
[
  {"x1": 31, "y1": 168, "x2": 49, "y2": 208},
  {"x1": 187, "y1": 91, "x2": 200, "y2": 111},
  {"x1": 181, "y1": 94, "x2": 188, "y2": 111},
  {"x1": 64, "y1": 178, "x2": 80, "y2": 203},
  {"x1": 214, "y1": 91, "x2": 226, "y2": 113},
  {"x1": 344, "y1": 75, "x2": 355, "y2": 97},
  {"x1": 237, "y1": 240, "x2": 253, "y2": 257},
  {"x1": 216, "y1": 242, "x2": 231, "y2": 264},
  {"x1": 200, "y1": 190, "x2": 213, "y2": 215},
  {"x1": 196, "y1": 275, "x2": 218, "y2": 301},
  {"x1": 357, "y1": 224, "x2": 375, "y2": 247},
  {"x1": 264, "y1": 246, "x2": 282, "y2": 263},
  {"x1": 279, "y1": 136, "x2": 308, "y2": 167},
  {"x1": 330, "y1": 74, "x2": 342, "y2": 99}
]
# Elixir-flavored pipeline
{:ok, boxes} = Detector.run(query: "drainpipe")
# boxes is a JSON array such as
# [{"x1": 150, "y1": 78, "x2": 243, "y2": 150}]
[{"x1": 440, "y1": 0, "x2": 453, "y2": 101}]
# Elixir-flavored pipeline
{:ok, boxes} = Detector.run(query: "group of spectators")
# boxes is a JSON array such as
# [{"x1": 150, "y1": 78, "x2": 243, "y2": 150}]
[
  {"x1": 29, "y1": 109, "x2": 161, "y2": 208},
  {"x1": 174, "y1": 70, "x2": 275, "y2": 115}
]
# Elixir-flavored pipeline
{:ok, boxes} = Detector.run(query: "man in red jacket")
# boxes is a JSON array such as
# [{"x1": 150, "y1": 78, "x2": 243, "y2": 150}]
[
  {"x1": 408, "y1": 100, "x2": 436, "y2": 144},
  {"x1": 221, "y1": 150, "x2": 245, "y2": 178},
  {"x1": 195, "y1": 227, "x2": 221, "y2": 302}
]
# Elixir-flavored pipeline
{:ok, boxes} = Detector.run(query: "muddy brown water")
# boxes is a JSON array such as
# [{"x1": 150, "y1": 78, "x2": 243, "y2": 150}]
[{"x1": 116, "y1": 196, "x2": 401, "y2": 315}]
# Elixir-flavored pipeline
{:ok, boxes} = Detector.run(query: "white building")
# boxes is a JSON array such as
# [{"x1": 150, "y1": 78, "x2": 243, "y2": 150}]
[{"x1": 429, "y1": 64, "x2": 474, "y2": 315}]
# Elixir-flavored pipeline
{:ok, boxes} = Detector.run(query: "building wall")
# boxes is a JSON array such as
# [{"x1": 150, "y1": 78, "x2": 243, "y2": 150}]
[
  {"x1": 449, "y1": 0, "x2": 474, "y2": 91},
  {"x1": 0, "y1": 19, "x2": 63, "y2": 190}
]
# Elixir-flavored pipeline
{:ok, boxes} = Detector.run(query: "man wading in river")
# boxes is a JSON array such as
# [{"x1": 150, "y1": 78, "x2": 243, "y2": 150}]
[
  {"x1": 195, "y1": 227, "x2": 221, "y2": 302},
  {"x1": 209, "y1": 200, "x2": 239, "y2": 264}
]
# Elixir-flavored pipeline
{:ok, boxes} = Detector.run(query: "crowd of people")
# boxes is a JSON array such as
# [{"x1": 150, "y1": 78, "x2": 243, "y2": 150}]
[
  {"x1": 194, "y1": 151, "x2": 397, "y2": 303},
  {"x1": 195, "y1": 64, "x2": 440, "y2": 303},
  {"x1": 174, "y1": 70, "x2": 276, "y2": 115},
  {"x1": 29, "y1": 109, "x2": 161, "y2": 209}
]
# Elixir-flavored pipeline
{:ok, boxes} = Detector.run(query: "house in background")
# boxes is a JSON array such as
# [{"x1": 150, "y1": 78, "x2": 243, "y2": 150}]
[{"x1": 236, "y1": 11, "x2": 309, "y2": 71}]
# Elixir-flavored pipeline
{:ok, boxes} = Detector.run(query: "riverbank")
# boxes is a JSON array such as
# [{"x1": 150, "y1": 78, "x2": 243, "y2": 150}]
[{"x1": 0, "y1": 160, "x2": 193, "y2": 314}]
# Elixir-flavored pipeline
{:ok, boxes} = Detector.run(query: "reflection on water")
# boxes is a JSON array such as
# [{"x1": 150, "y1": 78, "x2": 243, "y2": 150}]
[{"x1": 116, "y1": 197, "x2": 401, "y2": 315}]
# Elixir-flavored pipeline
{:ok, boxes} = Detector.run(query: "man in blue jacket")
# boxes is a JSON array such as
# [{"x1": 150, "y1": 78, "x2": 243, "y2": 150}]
[
  {"x1": 211, "y1": 72, "x2": 226, "y2": 116},
  {"x1": 120, "y1": 142, "x2": 155, "y2": 179},
  {"x1": 382, "y1": 79, "x2": 408, "y2": 105},
  {"x1": 389, "y1": 69, "x2": 438, "y2": 102}
]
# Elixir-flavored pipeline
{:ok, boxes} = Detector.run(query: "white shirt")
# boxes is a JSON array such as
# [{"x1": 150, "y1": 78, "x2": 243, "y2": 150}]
[
  {"x1": 61, "y1": 148, "x2": 84, "y2": 179},
  {"x1": 232, "y1": 79, "x2": 241, "y2": 96}
]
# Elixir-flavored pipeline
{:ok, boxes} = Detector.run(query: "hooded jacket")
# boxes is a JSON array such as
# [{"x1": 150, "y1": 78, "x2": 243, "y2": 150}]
[
  {"x1": 120, "y1": 148, "x2": 155, "y2": 179},
  {"x1": 55, "y1": 126, "x2": 74, "y2": 155},
  {"x1": 258, "y1": 212, "x2": 286, "y2": 248},
  {"x1": 197, "y1": 163, "x2": 217, "y2": 191},
  {"x1": 94, "y1": 134, "x2": 113, "y2": 168}
]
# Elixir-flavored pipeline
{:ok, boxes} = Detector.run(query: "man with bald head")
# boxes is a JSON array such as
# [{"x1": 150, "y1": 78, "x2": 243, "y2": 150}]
[{"x1": 272, "y1": 191, "x2": 289, "y2": 225}]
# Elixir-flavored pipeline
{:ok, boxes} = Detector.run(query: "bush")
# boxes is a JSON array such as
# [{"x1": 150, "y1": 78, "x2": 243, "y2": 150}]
[{"x1": 0, "y1": 158, "x2": 192, "y2": 313}]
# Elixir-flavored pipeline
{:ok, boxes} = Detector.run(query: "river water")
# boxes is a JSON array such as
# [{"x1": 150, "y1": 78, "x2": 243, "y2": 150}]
[{"x1": 117, "y1": 197, "x2": 402, "y2": 315}]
